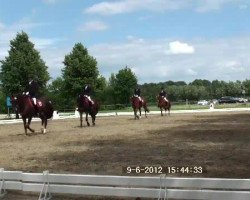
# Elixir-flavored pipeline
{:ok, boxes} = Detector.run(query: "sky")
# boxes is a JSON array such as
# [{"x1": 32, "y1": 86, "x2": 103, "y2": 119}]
[{"x1": 0, "y1": 0, "x2": 250, "y2": 84}]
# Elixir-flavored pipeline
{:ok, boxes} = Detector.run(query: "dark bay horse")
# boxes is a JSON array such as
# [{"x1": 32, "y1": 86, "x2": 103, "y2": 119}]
[
  {"x1": 11, "y1": 94, "x2": 53, "y2": 135},
  {"x1": 131, "y1": 96, "x2": 149, "y2": 120},
  {"x1": 157, "y1": 96, "x2": 171, "y2": 116},
  {"x1": 77, "y1": 94, "x2": 99, "y2": 127}
]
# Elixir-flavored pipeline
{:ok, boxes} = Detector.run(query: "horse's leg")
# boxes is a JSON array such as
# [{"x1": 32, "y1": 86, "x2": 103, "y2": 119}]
[
  {"x1": 41, "y1": 117, "x2": 44, "y2": 133},
  {"x1": 41, "y1": 117, "x2": 47, "y2": 134},
  {"x1": 133, "y1": 108, "x2": 138, "y2": 120},
  {"x1": 145, "y1": 109, "x2": 147, "y2": 118},
  {"x1": 27, "y1": 116, "x2": 35, "y2": 133},
  {"x1": 160, "y1": 107, "x2": 163, "y2": 116},
  {"x1": 86, "y1": 113, "x2": 90, "y2": 126},
  {"x1": 43, "y1": 119, "x2": 47, "y2": 133},
  {"x1": 22, "y1": 117, "x2": 28, "y2": 135},
  {"x1": 139, "y1": 107, "x2": 142, "y2": 119},
  {"x1": 143, "y1": 105, "x2": 148, "y2": 118},
  {"x1": 92, "y1": 114, "x2": 95, "y2": 126},
  {"x1": 80, "y1": 112, "x2": 83, "y2": 127}
]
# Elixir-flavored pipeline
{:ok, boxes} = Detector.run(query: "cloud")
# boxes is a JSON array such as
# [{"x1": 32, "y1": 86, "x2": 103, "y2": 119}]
[
  {"x1": 84, "y1": 0, "x2": 248, "y2": 15},
  {"x1": 42, "y1": 0, "x2": 57, "y2": 4},
  {"x1": 195, "y1": 0, "x2": 249, "y2": 12},
  {"x1": 168, "y1": 41, "x2": 195, "y2": 54},
  {"x1": 84, "y1": 0, "x2": 187, "y2": 15},
  {"x1": 126, "y1": 35, "x2": 145, "y2": 43},
  {"x1": 88, "y1": 36, "x2": 250, "y2": 83},
  {"x1": 217, "y1": 61, "x2": 245, "y2": 72},
  {"x1": 186, "y1": 68, "x2": 198, "y2": 76},
  {"x1": 77, "y1": 21, "x2": 108, "y2": 32},
  {"x1": 0, "y1": 20, "x2": 66, "y2": 79}
]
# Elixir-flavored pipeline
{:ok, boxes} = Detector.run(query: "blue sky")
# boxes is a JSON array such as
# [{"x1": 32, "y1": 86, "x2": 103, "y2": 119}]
[{"x1": 0, "y1": 0, "x2": 250, "y2": 83}]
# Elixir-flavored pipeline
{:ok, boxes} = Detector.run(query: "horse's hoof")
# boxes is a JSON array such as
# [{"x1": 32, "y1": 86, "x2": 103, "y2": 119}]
[
  {"x1": 93, "y1": 123, "x2": 95, "y2": 126},
  {"x1": 87, "y1": 123, "x2": 90, "y2": 126}
]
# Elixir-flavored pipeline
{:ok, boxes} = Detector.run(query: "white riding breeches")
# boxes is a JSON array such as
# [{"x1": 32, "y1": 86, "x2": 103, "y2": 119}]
[
  {"x1": 84, "y1": 95, "x2": 94, "y2": 104},
  {"x1": 134, "y1": 95, "x2": 143, "y2": 102},
  {"x1": 32, "y1": 98, "x2": 37, "y2": 105}
]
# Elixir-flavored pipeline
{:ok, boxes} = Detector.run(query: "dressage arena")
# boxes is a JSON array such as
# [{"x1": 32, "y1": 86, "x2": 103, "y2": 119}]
[{"x1": 0, "y1": 110, "x2": 250, "y2": 199}]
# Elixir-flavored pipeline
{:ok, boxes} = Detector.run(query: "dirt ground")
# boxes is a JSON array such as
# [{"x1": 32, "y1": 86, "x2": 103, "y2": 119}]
[{"x1": 0, "y1": 111, "x2": 250, "y2": 199}]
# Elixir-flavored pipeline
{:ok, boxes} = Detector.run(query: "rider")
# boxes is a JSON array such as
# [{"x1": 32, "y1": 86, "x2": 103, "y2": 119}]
[
  {"x1": 134, "y1": 87, "x2": 143, "y2": 103},
  {"x1": 26, "y1": 79, "x2": 39, "y2": 109},
  {"x1": 83, "y1": 84, "x2": 94, "y2": 105},
  {"x1": 159, "y1": 87, "x2": 168, "y2": 103}
]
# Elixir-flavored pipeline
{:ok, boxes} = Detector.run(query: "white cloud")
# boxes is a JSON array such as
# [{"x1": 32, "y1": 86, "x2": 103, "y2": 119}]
[
  {"x1": 217, "y1": 61, "x2": 245, "y2": 72},
  {"x1": 126, "y1": 35, "x2": 145, "y2": 43},
  {"x1": 186, "y1": 68, "x2": 198, "y2": 76},
  {"x1": 30, "y1": 38, "x2": 65, "y2": 49},
  {"x1": 88, "y1": 36, "x2": 250, "y2": 83},
  {"x1": 168, "y1": 41, "x2": 195, "y2": 54},
  {"x1": 42, "y1": 0, "x2": 57, "y2": 4},
  {"x1": 84, "y1": 0, "x2": 248, "y2": 15},
  {"x1": 195, "y1": 0, "x2": 249, "y2": 12},
  {"x1": 0, "y1": 20, "x2": 66, "y2": 79},
  {"x1": 84, "y1": 0, "x2": 188, "y2": 15},
  {"x1": 77, "y1": 21, "x2": 108, "y2": 32},
  {"x1": 239, "y1": 4, "x2": 248, "y2": 9}
]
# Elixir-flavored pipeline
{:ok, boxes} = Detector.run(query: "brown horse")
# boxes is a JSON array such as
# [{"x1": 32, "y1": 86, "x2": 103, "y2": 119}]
[
  {"x1": 11, "y1": 94, "x2": 53, "y2": 135},
  {"x1": 157, "y1": 96, "x2": 171, "y2": 116},
  {"x1": 77, "y1": 94, "x2": 99, "y2": 127},
  {"x1": 131, "y1": 96, "x2": 149, "y2": 120}
]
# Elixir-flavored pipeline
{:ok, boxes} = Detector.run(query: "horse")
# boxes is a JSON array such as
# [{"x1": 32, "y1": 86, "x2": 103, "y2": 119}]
[
  {"x1": 131, "y1": 96, "x2": 149, "y2": 120},
  {"x1": 157, "y1": 96, "x2": 171, "y2": 116},
  {"x1": 77, "y1": 94, "x2": 99, "y2": 127},
  {"x1": 11, "y1": 94, "x2": 54, "y2": 135}
]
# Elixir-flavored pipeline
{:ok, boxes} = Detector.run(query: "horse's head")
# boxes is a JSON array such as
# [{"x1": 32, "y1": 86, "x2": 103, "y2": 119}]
[{"x1": 11, "y1": 94, "x2": 33, "y2": 114}]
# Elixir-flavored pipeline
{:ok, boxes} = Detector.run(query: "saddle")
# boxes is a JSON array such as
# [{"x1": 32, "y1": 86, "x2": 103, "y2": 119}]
[
  {"x1": 28, "y1": 97, "x2": 43, "y2": 113},
  {"x1": 83, "y1": 95, "x2": 94, "y2": 107}
]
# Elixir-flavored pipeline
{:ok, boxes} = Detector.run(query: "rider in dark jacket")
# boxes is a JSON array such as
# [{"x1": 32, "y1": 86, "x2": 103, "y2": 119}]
[
  {"x1": 134, "y1": 87, "x2": 142, "y2": 102},
  {"x1": 26, "y1": 79, "x2": 39, "y2": 106},
  {"x1": 83, "y1": 85, "x2": 94, "y2": 105},
  {"x1": 159, "y1": 87, "x2": 168, "y2": 102}
]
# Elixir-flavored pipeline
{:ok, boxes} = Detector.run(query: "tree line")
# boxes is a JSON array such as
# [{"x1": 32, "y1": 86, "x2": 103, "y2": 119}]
[{"x1": 0, "y1": 32, "x2": 249, "y2": 112}]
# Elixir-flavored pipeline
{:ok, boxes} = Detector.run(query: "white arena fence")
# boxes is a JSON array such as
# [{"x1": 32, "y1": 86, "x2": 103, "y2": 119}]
[
  {"x1": 0, "y1": 169, "x2": 250, "y2": 199},
  {"x1": 1, "y1": 107, "x2": 250, "y2": 125}
]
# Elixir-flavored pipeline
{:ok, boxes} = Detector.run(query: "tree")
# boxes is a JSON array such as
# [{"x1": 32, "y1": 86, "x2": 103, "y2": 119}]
[
  {"x1": 46, "y1": 77, "x2": 65, "y2": 110},
  {"x1": 113, "y1": 67, "x2": 138, "y2": 104},
  {"x1": 0, "y1": 31, "x2": 50, "y2": 95},
  {"x1": 62, "y1": 43, "x2": 99, "y2": 98}
]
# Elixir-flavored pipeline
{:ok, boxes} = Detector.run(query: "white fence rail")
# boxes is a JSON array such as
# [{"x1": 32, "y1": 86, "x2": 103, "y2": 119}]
[{"x1": 1, "y1": 169, "x2": 250, "y2": 199}]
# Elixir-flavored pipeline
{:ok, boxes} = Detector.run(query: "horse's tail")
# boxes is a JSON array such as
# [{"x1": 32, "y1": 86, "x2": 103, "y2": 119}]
[
  {"x1": 45, "y1": 100, "x2": 54, "y2": 119},
  {"x1": 142, "y1": 99, "x2": 150, "y2": 113},
  {"x1": 90, "y1": 101, "x2": 99, "y2": 116},
  {"x1": 168, "y1": 101, "x2": 171, "y2": 110}
]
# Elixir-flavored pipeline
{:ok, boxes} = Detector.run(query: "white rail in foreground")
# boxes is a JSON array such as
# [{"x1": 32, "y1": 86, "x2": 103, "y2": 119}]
[{"x1": 0, "y1": 169, "x2": 250, "y2": 199}]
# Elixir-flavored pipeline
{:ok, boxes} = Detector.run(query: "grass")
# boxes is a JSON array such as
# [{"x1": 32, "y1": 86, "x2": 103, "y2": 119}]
[
  {"x1": 67, "y1": 103, "x2": 250, "y2": 113},
  {"x1": 99, "y1": 103, "x2": 250, "y2": 113}
]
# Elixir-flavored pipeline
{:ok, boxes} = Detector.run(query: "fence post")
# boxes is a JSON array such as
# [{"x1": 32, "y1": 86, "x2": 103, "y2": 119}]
[
  {"x1": 38, "y1": 170, "x2": 52, "y2": 200},
  {"x1": 0, "y1": 168, "x2": 7, "y2": 198}
]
